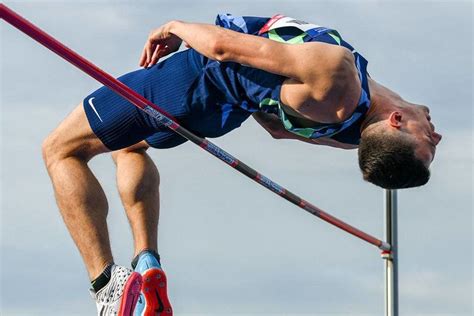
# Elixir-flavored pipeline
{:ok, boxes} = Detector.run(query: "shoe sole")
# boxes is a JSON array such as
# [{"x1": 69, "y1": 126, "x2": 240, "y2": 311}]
[
  {"x1": 118, "y1": 272, "x2": 143, "y2": 316},
  {"x1": 140, "y1": 268, "x2": 173, "y2": 316}
]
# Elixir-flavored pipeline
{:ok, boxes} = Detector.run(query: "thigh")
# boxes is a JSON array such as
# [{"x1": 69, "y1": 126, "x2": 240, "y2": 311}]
[
  {"x1": 48, "y1": 104, "x2": 110, "y2": 161},
  {"x1": 83, "y1": 50, "x2": 201, "y2": 151},
  {"x1": 83, "y1": 85, "x2": 156, "y2": 151}
]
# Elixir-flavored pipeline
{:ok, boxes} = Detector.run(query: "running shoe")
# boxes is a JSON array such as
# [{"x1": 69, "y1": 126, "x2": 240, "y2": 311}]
[
  {"x1": 133, "y1": 251, "x2": 173, "y2": 316},
  {"x1": 90, "y1": 265, "x2": 143, "y2": 316}
]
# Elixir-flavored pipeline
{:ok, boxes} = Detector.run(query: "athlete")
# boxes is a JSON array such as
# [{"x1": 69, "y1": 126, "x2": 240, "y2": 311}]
[{"x1": 41, "y1": 14, "x2": 441, "y2": 315}]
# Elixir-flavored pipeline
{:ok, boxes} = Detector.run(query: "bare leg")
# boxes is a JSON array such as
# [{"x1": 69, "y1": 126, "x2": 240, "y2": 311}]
[
  {"x1": 42, "y1": 104, "x2": 112, "y2": 280},
  {"x1": 111, "y1": 142, "x2": 160, "y2": 258}
]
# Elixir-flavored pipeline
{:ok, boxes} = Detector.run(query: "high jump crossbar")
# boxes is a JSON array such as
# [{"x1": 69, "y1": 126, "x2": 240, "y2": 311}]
[{"x1": 0, "y1": 4, "x2": 391, "y2": 252}]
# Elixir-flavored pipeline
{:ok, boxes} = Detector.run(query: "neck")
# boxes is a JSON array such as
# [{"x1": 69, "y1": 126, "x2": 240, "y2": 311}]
[{"x1": 360, "y1": 78, "x2": 405, "y2": 133}]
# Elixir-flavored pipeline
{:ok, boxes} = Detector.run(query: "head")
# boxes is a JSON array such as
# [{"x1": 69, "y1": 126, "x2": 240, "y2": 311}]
[{"x1": 359, "y1": 96, "x2": 442, "y2": 189}]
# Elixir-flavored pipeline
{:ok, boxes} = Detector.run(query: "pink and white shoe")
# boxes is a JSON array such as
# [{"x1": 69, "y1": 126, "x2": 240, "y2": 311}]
[{"x1": 90, "y1": 265, "x2": 143, "y2": 316}]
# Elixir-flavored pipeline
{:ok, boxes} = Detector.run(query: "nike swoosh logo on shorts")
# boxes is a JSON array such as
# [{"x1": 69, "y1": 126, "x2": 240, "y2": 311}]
[{"x1": 88, "y1": 97, "x2": 103, "y2": 122}]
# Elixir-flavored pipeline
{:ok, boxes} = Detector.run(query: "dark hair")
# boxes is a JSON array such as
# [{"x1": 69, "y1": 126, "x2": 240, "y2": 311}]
[{"x1": 358, "y1": 131, "x2": 430, "y2": 189}]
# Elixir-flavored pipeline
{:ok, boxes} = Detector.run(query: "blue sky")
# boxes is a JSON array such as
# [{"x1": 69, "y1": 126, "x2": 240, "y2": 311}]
[{"x1": 1, "y1": 1, "x2": 472, "y2": 315}]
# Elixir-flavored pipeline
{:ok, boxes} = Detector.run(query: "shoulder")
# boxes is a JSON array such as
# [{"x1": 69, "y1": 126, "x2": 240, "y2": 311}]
[
  {"x1": 302, "y1": 42, "x2": 354, "y2": 68},
  {"x1": 294, "y1": 42, "x2": 358, "y2": 90},
  {"x1": 304, "y1": 43, "x2": 358, "y2": 86},
  {"x1": 304, "y1": 45, "x2": 361, "y2": 120}
]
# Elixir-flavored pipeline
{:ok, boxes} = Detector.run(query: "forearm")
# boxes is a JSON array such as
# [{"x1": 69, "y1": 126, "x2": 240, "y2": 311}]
[
  {"x1": 253, "y1": 112, "x2": 302, "y2": 140},
  {"x1": 168, "y1": 20, "x2": 302, "y2": 79},
  {"x1": 253, "y1": 112, "x2": 357, "y2": 149},
  {"x1": 168, "y1": 20, "x2": 233, "y2": 61}
]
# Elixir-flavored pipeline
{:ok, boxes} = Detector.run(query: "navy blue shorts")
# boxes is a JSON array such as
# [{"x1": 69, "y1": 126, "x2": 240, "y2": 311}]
[{"x1": 83, "y1": 49, "x2": 250, "y2": 150}]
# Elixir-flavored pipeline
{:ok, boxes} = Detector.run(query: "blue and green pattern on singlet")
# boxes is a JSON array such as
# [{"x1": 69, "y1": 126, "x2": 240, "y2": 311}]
[{"x1": 209, "y1": 13, "x2": 371, "y2": 145}]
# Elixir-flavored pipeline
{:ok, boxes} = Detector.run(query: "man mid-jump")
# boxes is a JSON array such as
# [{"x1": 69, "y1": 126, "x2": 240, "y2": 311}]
[{"x1": 41, "y1": 14, "x2": 442, "y2": 315}]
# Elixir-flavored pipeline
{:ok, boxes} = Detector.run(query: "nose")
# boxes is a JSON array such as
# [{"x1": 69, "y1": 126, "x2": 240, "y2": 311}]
[{"x1": 433, "y1": 131, "x2": 442, "y2": 145}]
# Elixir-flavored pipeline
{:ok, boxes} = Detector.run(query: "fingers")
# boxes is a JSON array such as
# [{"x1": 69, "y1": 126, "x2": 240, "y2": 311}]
[
  {"x1": 149, "y1": 45, "x2": 164, "y2": 66},
  {"x1": 139, "y1": 42, "x2": 151, "y2": 67},
  {"x1": 139, "y1": 45, "x2": 147, "y2": 67},
  {"x1": 139, "y1": 27, "x2": 178, "y2": 68},
  {"x1": 145, "y1": 42, "x2": 155, "y2": 67},
  {"x1": 139, "y1": 41, "x2": 158, "y2": 68}
]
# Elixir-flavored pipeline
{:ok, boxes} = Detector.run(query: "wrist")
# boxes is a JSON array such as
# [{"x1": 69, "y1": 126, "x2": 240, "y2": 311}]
[{"x1": 167, "y1": 20, "x2": 183, "y2": 35}]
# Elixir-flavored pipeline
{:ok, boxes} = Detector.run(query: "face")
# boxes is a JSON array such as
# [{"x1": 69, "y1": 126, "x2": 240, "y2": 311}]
[{"x1": 396, "y1": 105, "x2": 442, "y2": 167}]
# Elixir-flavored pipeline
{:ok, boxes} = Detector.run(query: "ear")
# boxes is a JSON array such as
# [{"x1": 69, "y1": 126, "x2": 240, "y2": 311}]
[{"x1": 388, "y1": 111, "x2": 403, "y2": 128}]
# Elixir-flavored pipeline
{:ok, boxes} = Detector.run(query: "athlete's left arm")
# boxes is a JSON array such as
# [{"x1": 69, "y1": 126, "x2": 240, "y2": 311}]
[
  {"x1": 140, "y1": 20, "x2": 353, "y2": 85},
  {"x1": 252, "y1": 112, "x2": 357, "y2": 150}
]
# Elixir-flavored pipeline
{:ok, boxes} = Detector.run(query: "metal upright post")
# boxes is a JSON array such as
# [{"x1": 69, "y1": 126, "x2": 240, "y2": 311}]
[{"x1": 382, "y1": 189, "x2": 399, "y2": 316}]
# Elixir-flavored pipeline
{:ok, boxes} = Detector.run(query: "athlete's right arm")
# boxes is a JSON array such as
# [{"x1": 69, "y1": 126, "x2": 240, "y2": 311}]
[{"x1": 140, "y1": 20, "x2": 353, "y2": 86}]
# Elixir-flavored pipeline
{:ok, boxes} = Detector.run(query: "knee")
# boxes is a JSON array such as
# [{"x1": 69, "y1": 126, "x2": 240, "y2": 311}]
[
  {"x1": 42, "y1": 131, "x2": 63, "y2": 169},
  {"x1": 111, "y1": 149, "x2": 135, "y2": 165},
  {"x1": 111, "y1": 148, "x2": 149, "y2": 167},
  {"x1": 42, "y1": 130, "x2": 88, "y2": 170},
  {"x1": 111, "y1": 142, "x2": 149, "y2": 164},
  {"x1": 111, "y1": 150, "x2": 130, "y2": 164}
]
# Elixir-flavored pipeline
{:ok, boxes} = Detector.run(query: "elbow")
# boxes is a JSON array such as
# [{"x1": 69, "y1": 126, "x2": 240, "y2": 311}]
[
  {"x1": 209, "y1": 38, "x2": 221, "y2": 61},
  {"x1": 270, "y1": 132, "x2": 283, "y2": 139},
  {"x1": 210, "y1": 31, "x2": 232, "y2": 62},
  {"x1": 253, "y1": 112, "x2": 287, "y2": 139},
  {"x1": 212, "y1": 40, "x2": 226, "y2": 62},
  {"x1": 267, "y1": 127, "x2": 287, "y2": 139}
]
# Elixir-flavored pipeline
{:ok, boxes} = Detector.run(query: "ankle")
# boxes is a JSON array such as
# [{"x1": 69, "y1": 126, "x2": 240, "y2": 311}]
[
  {"x1": 91, "y1": 262, "x2": 114, "y2": 292},
  {"x1": 89, "y1": 257, "x2": 115, "y2": 281},
  {"x1": 131, "y1": 249, "x2": 161, "y2": 269},
  {"x1": 133, "y1": 242, "x2": 158, "y2": 257}
]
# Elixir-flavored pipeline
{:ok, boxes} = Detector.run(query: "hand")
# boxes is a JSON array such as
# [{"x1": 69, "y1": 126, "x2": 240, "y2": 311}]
[{"x1": 139, "y1": 21, "x2": 183, "y2": 68}]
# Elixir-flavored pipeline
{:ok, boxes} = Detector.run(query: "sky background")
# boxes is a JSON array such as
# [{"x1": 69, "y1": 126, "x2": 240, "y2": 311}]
[{"x1": 1, "y1": 1, "x2": 472, "y2": 315}]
